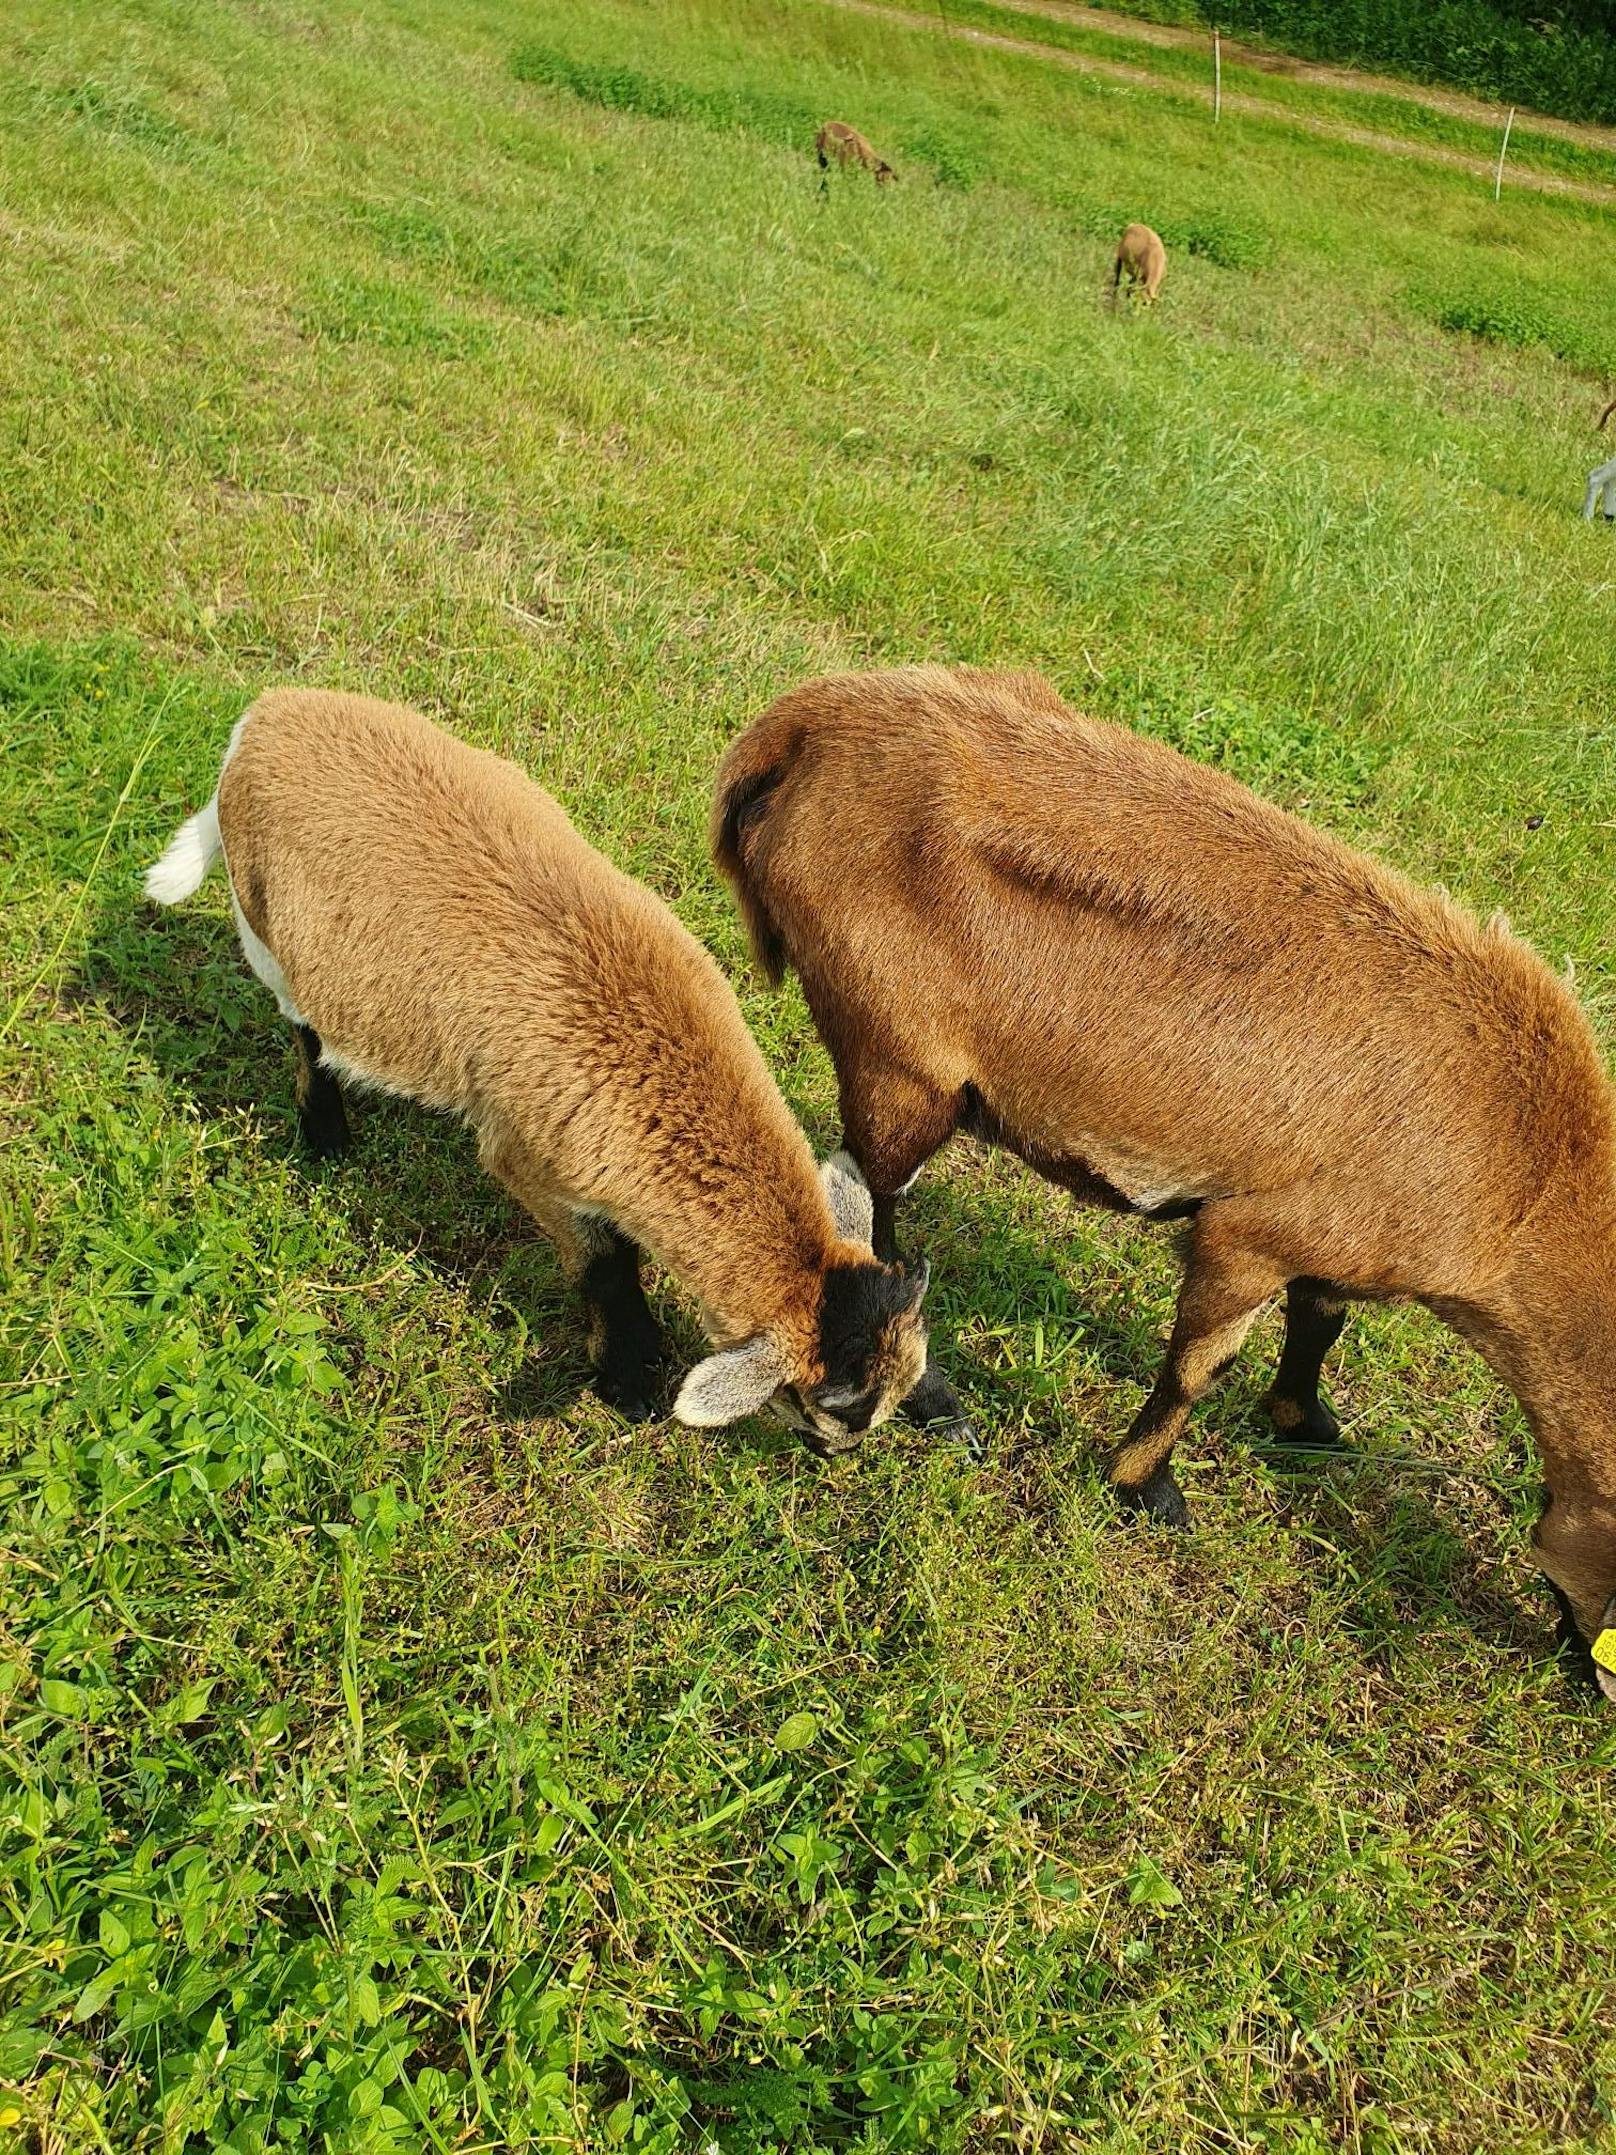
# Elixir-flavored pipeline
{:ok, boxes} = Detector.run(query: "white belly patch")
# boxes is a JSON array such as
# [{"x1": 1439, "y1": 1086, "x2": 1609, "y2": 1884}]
[{"x1": 227, "y1": 876, "x2": 305, "y2": 1027}]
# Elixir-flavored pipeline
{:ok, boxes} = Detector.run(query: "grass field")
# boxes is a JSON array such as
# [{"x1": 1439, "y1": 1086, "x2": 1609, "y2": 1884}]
[
  {"x1": 861, "y1": 0, "x2": 1616, "y2": 195},
  {"x1": 4, "y1": 0, "x2": 1616, "y2": 2148}
]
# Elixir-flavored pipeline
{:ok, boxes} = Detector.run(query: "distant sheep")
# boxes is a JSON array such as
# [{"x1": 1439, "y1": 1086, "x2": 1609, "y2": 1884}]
[
  {"x1": 1583, "y1": 397, "x2": 1616, "y2": 522},
  {"x1": 1109, "y1": 222, "x2": 1166, "y2": 308},
  {"x1": 816, "y1": 120, "x2": 897, "y2": 188},
  {"x1": 144, "y1": 690, "x2": 929, "y2": 1451}
]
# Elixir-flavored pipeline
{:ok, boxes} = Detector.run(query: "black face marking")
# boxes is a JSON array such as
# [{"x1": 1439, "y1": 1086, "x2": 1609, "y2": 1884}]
[
  {"x1": 293, "y1": 1025, "x2": 350, "y2": 1162},
  {"x1": 817, "y1": 1260, "x2": 918, "y2": 1392},
  {"x1": 813, "y1": 1386, "x2": 877, "y2": 1435}
]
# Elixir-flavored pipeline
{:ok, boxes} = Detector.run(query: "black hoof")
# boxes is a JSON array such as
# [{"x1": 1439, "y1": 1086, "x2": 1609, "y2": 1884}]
[
  {"x1": 924, "y1": 1414, "x2": 982, "y2": 1461},
  {"x1": 1114, "y1": 1464, "x2": 1190, "y2": 1529},
  {"x1": 596, "y1": 1366, "x2": 659, "y2": 1424},
  {"x1": 1265, "y1": 1394, "x2": 1344, "y2": 1450},
  {"x1": 299, "y1": 1116, "x2": 350, "y2": 1163},
  {"x1": 903, "y1": 1367, "x2": 977, "y2": 1456},
  {"x1": 1557, "y1": 1628, "x2": 1606, "y2": 1697},
  {"x1": 1546, "y1": 1583, "x2": 1614, "y2": 1698}
]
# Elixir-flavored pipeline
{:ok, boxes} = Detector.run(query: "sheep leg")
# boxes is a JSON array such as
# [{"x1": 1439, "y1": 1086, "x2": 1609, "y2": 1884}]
[
  {"x1": 840, "y1": 1066, "x2": 978, "y2": 1454},
  {"x1": 478, "y1": 1130, "x2": 662, "y2": 1420},
  {"x1": 292, "y1": 1023, "x2": 350, "y2": 1161},
  {"x1": 577, "y1": 1219, "x2": 663, "y2": 1423},
  {"x1": 1264, "y1": 1278, "x2": 1349, "y2": 1449},
  {"x1": 1533, "y1": 1488, "x2": 1616, "y2": 1700},
  {"x1": 1583, "y1": 455, "x2": 1616, "y2": 520},
  {"x1": 1109, "y1": 1210, "x2": 1286, "y2": 1526},
  {"x1": 839, "y1": 1065, "x2": 958, "y2": 1250}
]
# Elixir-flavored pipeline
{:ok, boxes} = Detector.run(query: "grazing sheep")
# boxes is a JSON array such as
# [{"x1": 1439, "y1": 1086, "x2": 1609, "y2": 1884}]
[
  {"x1": 144, "y1": 690, "x2": 929, "y2": 1451},
  {"x1": 816, "y1": 120, "x2": 897, "y2": 187},
  {"x1": 1109, "y1": 222, "x2": 1167, "y2": 307},
  {"x1": 1582, "y1": 397, "x2": 1616, "y2": 521},
  {"x1": 713, "y1": 664, "x2": 1616, "y2": 1696}
]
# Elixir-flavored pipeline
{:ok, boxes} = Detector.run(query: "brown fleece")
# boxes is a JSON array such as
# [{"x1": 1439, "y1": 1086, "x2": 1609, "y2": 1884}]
[
  {"x1": 1111, "y1": 223, "x2": 1166, "y2": 305},
  {"x1": 816, "y1": 120, "x2": 897, "y2": 182},
  {"x1": 218, "y1": 689, "x2": 881, "y2": 1383},
  {"x1": 713, "y1": 664, "x2": 1616, "y2": 1656}
]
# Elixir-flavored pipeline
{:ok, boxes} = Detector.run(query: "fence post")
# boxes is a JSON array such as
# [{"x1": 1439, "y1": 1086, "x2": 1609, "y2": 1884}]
[
  {"x1": 1493, "y1": 106, "x2": 1514, "y2": 200},
  {"x1": 1213, "y1": 28, "x2": 1222, "y2": 124}
]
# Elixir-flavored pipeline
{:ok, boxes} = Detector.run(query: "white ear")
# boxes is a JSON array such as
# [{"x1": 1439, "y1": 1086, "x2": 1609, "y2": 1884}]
[
  {"x1": 820, "y1": 1151, "x2": 874, "y2": 1247},
  {"x1": 673, "y1": 1333, "x2": 790, "y2": 1428}
]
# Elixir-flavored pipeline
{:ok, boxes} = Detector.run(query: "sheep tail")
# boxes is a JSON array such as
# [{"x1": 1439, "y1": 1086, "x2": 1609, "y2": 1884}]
[{"x1": 143, "y1": 797, "x2": 222, "y2": 904}]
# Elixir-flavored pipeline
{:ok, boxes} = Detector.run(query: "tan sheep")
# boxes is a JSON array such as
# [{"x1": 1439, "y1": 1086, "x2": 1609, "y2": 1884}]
[
  {"x1": 1110, "y1": 222, "x2": 1167, "y2": 307},
  {"x1": 145, "y1": 689, "x2": 929, "y2": 1451},
  {"x1": 816, "y1": 120, "x2": 897, "y2": 187}
]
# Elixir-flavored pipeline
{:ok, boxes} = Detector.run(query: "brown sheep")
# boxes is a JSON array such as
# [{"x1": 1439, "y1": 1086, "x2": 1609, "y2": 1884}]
[
  {"x1": 713, "y1": 664, "x2": 1616, "y2": 1698},
  {"x1": 1110, "y1": 222, "x2": 1167, "y2": 307},
  {"x1": 816, "y1": 120, "x2": 897, "y2": 187},
  {"x1": 144, "y1": 689, "x2": 928, "y2": 1451}
]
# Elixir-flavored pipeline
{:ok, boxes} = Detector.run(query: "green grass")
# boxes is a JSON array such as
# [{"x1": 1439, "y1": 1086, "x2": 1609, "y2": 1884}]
[
  {"x1": 879, "y1": 0, "x2": 1616, "y2": 193},
  {"x1": 4, "y1": 0, "x2": 1616, "y2": 2147},
  {"x1": 1071, "y1": 0, "x2": 1616, "y2": 130}
]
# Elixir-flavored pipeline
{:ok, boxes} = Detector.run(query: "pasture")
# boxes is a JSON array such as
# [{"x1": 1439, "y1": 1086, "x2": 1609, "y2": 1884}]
[{"x1": 3, "y1": 0, "x2": 1616, "y2": 2147}]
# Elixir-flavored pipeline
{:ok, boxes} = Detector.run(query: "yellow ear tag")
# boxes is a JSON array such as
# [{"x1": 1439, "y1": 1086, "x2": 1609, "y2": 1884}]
[{"x1": 1593, "y1": 1630, "x2": 1616, "y2": 1676}]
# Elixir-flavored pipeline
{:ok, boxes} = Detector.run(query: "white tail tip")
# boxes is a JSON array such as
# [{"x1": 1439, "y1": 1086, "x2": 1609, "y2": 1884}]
[{"x1": 143, "y1": 799, "x2": 222, "y2": 905}]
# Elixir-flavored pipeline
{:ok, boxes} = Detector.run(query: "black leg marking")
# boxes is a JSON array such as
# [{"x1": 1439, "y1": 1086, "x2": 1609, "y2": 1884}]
[
  {"x1": 1110, "y1": 1368, "x2": 1194, "y2": 1528},
  {"x1": 1115, "y1": 1458, "x2": 1190, "y2": 1529},
  {"x1": 903, "y1": 1361, "x2": 981, "y2": 1458},
  {"x1": 1265, "y1": 1279, "x2": 1348, "y2": 1450},
  {"x1": 293, "y1": 1025, "x2": 350, "y2": 1161},
  {"x1": 580, "y1": 1228, "x2": 662, "y2": 1423},
  {"x1": 1545, "y1": 1580, "x2": 1603, "y2": 1693},
  {"x1": 870, "y1": 1190, "x2": 901, "y2": 1265}
]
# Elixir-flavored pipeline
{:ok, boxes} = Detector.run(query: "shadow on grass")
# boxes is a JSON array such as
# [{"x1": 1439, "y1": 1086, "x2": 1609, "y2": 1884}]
[
  {"x1": 72, "y1": 891, "x2": 610, "y2": 1415},
  {"x1": 80, "y1": 886, "x2": 1559, "y2": 1667},
  {"x1": 894, "y1": 1154, "x2": 1557, "y2": 1667}
]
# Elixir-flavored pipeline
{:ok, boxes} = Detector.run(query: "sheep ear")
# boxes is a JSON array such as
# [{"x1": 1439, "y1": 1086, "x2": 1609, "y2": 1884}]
[
  {"x1": 674, "y1": 1333, "x2": 789, "y2": 1427},
  {"x1": 820, "y1": 1151, "x2": 874, "y2": 1247}
]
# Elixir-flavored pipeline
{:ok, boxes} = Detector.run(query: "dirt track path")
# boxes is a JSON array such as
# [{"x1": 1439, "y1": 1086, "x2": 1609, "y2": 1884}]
[
  {"x1": 962, "y1": 0, "x2": 1616, "y2": 157},
  {"x1": 819, "y1": 0, "x2": 1616, "y2": 209}
]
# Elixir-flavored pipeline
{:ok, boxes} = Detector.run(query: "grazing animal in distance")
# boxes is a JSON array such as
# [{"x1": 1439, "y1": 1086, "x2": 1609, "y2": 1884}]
[
  {"x1": 816, "y1": 120, "x2": 897, "y2": 189},
  {"x1": 713, "y1": 663, "x2": 1616, "y2": 1697},
  {"x1": 1109, "y1": 222, "x2": 1167, "y2": 307},
  {"x1": 1582, "y1": 396, "x2": 1616, "y2": 521},
  {"x1": 143, "y1": 690, "x2": 929, "y2": 1452}
]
